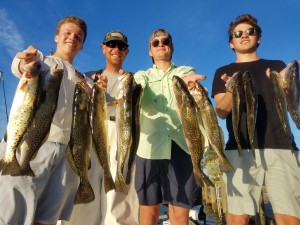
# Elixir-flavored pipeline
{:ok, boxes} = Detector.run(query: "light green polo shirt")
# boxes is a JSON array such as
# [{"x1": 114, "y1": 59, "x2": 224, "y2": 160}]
[{"x1": 134, "y1": 63, "x2": 195, "y2": 159}]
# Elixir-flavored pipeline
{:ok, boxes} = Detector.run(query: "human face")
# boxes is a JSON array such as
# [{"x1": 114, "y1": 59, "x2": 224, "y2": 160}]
[
  {"x1": 149, "y1": 36, "x2": 173, "y2": 61},
  {"x1": 54, "y1": 22, "x2": 85, "y2": 63},
  {"x1": 229, "y1": 23, "x2": 260, "y2": 53},
  {"x1": 102, "y1": 40, "x2": 128, "y2": 66}
]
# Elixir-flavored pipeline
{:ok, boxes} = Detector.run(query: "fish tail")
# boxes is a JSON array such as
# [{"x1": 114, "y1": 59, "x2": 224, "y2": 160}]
[
  {"x1": 219, "y1": 159, "x2": 234, "y2": 173},
  {"x1": 252, "y1": 148, "x2": 256, "y2": 159},
  {"x1": 104, "y1": 170, "x2": 115, "y2": 193},
  {"x1": 237, "y1": 147, "x2": 243, "y2": 157},
  {"x1": 74, "y1": 182, "x2": 95, "y2": 204},
  {"x1": 201, "y1": 175, "x2": 214, "y2": 187},
  {"x1": 0, "y1": 157, "x2": 22, "y2": 176},
  {"x1": 13, "y1": 164, "x2": 35, "y2": 176},
  {"x1": 115, "y1": 173, "x2": 128, "y2": 194},
  {"x1": 125, "y1": 168, "x2": 132, "y2": 184}
]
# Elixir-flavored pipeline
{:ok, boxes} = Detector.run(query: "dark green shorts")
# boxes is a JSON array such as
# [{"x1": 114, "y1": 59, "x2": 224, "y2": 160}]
[{"x1": 135, "y1": 141, "x2": 201, "y2": 208}]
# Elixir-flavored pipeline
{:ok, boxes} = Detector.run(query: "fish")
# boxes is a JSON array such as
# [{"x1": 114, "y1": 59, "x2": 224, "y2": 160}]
[
  {"x1": 189, "y1": 82, "x2": 233, "y2": 173},
  {"x1": 173, "y1": 75, "x2": 214, "y2": 187},
  {"x1": 269, "y1": 71, "x2": 293, "y2": 152},
  {"x1": 126, "y1": 83, "x2": 143, "y2": 184},
  {"x1": 17, "y1": 64, "x2": 63, "y2": 176},
  {"x1": 115, "y1": 72, "x2": 134, "y2": 194},
  {"x1": 242, "y1": 71, "x2": 257, "y2": 158},
  {"x1": 89, "y1": 83, "x2": 115, "y2": 193},
  {"x1": 65, "y1": 81, "x2": 95, "y2": 204},
  {"x1": 0, "y1": 61, "x2": 42, "y2": 175},
  {"x1": 228, "y1": 71, "x2": 244, "y2": 157},
  {"x1": 283, "y1": 60, "x2": 300, "y2": 129}
]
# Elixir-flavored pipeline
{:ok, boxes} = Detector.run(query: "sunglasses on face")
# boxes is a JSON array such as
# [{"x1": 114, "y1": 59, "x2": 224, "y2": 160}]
[
  {"x1": 232, "y1": 27, "x2": 257, "y2": 39},
  {"x1": 105, "y1": 41, "x2": 128, "y2": 51},
  {"x1": 151, "y1": 38, "x2": 171, "y2": 47}
]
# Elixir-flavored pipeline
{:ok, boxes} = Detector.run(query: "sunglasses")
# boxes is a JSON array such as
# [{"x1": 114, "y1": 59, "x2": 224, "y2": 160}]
[
  {"x1": 232, "y1": 27, "x2": 257, "y2": 39},
  {"x1": 151, "y1": 38, "x2": 171, "y2": 47},
  {"x1": 105, "y1": 41, "x2": 128, "y2": 51}
]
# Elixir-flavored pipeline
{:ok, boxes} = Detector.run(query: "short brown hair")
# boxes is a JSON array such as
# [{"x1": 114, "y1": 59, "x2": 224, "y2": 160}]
[
  {"x1": 56, "y1": 16, "x2": 87, "y2": 43},
  {"x1": 228, "y1": 14, "x2": 262, "y2": 43}
]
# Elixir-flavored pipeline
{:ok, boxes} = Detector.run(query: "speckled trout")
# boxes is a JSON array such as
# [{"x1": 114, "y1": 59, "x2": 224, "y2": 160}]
[
  {"x1": 270, "y1": 71, "x2": 293, "y2": 152},
  {"x1": 283, "y1": 60, "x2": 300, "y2": 129},
  {"x1": 17, "y1": 65, "x2": 63, "y2": 176},
  {"x1": 227, "y1": 71, "x2": 243, "y2": 157},
  {"x1": 0, "y1": 61, "x2": 42, "y2": 175},
  {"x1": 242, "y1": 71, "x2": 257, "y2": 158},
  {"x1": 66, "y1": 81, "x2": 94, "y2": 204},
  {"x1": 189, "y1": 82, "x2": 233, "y2": 173},
  {"x1": 126, "y1": 83, "x2": 143, "y2": 184},
  {"x1": 173, "y1": 76, "x2": 214, "y2": 187},
  {"x1": 89, "y1": 83, "x2": 115, "y2": 193},
  {"x1": 115, "y1": 72, "x2": 134, "y2": 194}
]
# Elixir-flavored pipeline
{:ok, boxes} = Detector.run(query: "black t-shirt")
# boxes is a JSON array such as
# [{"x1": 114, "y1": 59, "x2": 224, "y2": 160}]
[{"x1": 212, "y1": 59, "x2": 298, "y2": 150}]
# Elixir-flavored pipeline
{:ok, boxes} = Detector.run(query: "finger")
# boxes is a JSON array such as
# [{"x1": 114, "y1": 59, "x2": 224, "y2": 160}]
[
  {"x1": 119, "y1": 69, "x2": 126, "y2": 75},
  {"x1": 265, "y1": 68, "x2": 270, "y2": 77}
]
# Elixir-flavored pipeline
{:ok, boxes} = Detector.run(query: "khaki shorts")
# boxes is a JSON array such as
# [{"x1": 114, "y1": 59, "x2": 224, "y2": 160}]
[
  {"x1": 223, "y1": 149, "x2": 300, "y2": 219},
  {"x1": 0, "y1": 141, "x2": 79, "y2": 225}
]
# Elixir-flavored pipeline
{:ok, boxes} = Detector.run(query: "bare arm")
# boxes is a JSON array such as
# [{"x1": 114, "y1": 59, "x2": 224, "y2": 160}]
[{"x1": 213, "y1": 73, "x2": 233, "y2": 119}]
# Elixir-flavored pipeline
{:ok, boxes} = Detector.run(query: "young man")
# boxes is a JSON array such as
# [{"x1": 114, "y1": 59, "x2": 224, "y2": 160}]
[
  {"x1": 212, "y1": 14, "x2": 300, "y2": 225},
  {"x1": 58, "y1": 30, "x2": 139, "y2": 225},
  {"x1": 0, "y1": 16, "x2": 94, "y2": 225},
  {"x1": 134, "y1": 29, "x2": 205, "y2": 225}
]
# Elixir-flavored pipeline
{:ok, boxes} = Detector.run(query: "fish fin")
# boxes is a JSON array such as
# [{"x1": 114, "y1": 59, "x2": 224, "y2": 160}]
[
  {"x1": 107, "y1": 101, "x2": 118, "y2": 106},
  {"x1": 20, "y1": 80, "x2": 29, "y2": 92},
  {"x1": 74, "y1": 182, "x2": 95, "y2": 204},
  {"x1": 115, "y1": 174, "x2": 128, "y2": 194},
  {"x1": 104, "y1": 171, "x2": 115, "y2": 193}
]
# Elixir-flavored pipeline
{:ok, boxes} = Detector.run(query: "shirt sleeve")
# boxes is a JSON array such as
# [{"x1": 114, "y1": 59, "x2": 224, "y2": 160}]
[
  {"x1": 134, "y1": 70, "x2": 148, "y2": 88},
  {"x1": 176, "y1": 66, "x2": 195, "y2": 78}
]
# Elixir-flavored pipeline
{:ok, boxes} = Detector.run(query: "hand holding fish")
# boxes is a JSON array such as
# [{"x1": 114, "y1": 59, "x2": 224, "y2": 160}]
[
  {"x1": 221, "y1": 73, "x2": 233, "y2": 93},
  {"x1": 182, "y1": 74, "x2": 206, "y2": 87},
  {"x1": 95, "y1": 73, "x2": 108, "y2": 91},
  {"x1": 16, "y1": 45, "x2": 38, "y2": 74}
]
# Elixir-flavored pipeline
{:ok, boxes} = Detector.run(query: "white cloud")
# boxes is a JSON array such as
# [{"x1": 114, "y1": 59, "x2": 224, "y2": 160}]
[{"x1": 0, "y1": 8, "x2": 25, "y2": 57}]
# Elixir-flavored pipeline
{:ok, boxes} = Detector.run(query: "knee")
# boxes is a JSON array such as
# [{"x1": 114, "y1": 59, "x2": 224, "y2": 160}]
[{"x1": 226, "y1": 213, "x2": 249, "y2": 225}]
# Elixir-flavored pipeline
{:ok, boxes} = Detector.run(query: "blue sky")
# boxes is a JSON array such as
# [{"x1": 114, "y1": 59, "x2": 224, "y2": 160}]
[{"x1": 0, "y1": 0, "x2": 299, "y2": 147}]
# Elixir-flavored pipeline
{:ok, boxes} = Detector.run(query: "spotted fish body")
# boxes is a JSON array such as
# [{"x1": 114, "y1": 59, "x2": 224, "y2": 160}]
[
  {"x1": 284, "y1": 61, "x2": 300, "y2": 129},
  {"x1": 270, "y1": 71, "x2": 293, "y2": 152},
  {"x1": 115, "y1": 72, "x2": 134, "y2": 194},
  {"x1": 228, "y1": 72, "x2": 244, "y2": 157},
  {"x1": 242, "y1": 71, "x2": 257, "y2": 158},
  {"x1": 0, "y1": 61, "x2": 42, "y2": 175},
  {"x1": 89, "y1": 83, "x2": 115, "y2": 193},
  {"x1": 190, "y1": 82, "x2": 233, "y2": 173},
  {"x1": 173, "y1": 76, "x2": 213, "y2": 187},
  {"x1": 66, "y1": 81, "x2": 94, "y2": 204},
  {"x1": 126, "y1": 83, "x2": 143, "y2": 185},
  {"x1": 18, "y1": 65, "x2": 63, "y2": 176}
]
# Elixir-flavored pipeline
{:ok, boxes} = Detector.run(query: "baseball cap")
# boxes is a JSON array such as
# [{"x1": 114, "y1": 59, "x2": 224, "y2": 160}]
[
  {"x1": 103, "y1": 30, "x2": 128, "y2": 46},
  {"x1": 149, "y1": 28, "x2": 172, "y2": 43}
]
